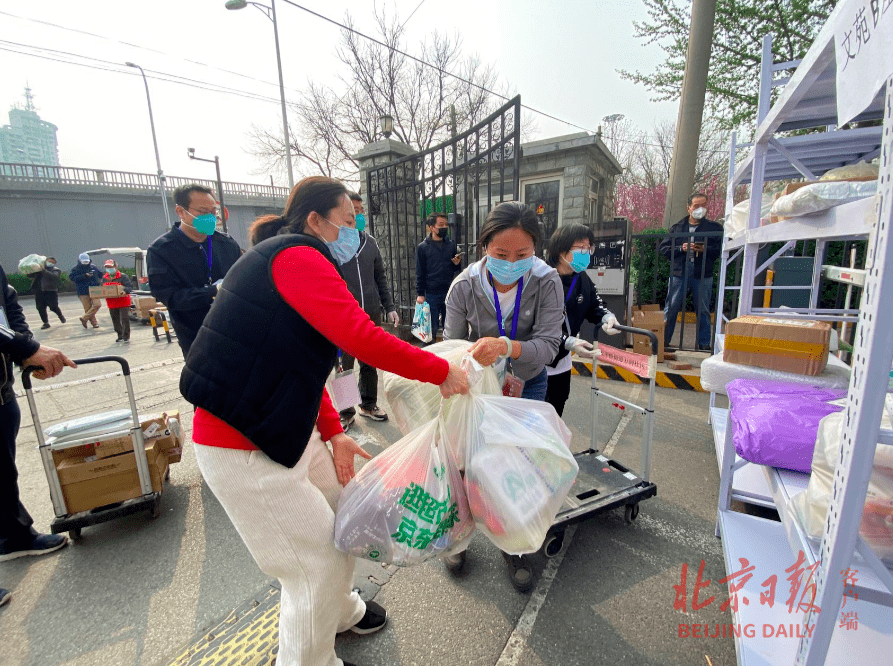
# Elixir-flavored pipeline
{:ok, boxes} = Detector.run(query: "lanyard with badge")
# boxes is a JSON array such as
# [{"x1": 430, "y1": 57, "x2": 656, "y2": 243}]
[
  {"x1": 492, "y1": 277, "x2": 525, "y2": 397},
  {"x1": 326, "y1": 349, "x2": 362, "y2": 412},
  {"x1": 562, "y1": 275, "x2": 579, "y2": 336}
]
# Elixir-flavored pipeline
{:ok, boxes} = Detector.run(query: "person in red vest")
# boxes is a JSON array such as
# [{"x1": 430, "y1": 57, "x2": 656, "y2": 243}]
[{"x1": 102, "y1": 260, "x2": 133, "y2": 343}]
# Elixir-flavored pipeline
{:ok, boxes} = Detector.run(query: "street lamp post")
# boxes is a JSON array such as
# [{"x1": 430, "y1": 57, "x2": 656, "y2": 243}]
[
  {"x1": 225, "y1": 0, "x2": 294, "y2": 188},
  {"x1": 187, "y1": 148, "x2": 227, "y2": 233},
  {"x1": 125, "y1": 61, "x2": 173, "y2": 231}
]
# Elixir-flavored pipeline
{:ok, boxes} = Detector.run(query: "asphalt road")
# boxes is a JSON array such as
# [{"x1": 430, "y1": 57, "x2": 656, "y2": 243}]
[{"x1": 1, "y1": 294, "x2": 738, "y2": 666}]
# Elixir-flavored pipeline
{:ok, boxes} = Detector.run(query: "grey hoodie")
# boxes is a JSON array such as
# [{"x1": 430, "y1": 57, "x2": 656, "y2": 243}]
[{"x1": 444, "y1": 256, "x2": 563, "y2": 381}]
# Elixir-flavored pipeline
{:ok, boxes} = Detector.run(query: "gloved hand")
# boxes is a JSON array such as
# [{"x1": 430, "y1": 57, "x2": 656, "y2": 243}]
[
  {"x1": 388, "y1": 311, "x2": 400, "y2": 327},
  {"x1": 601, "y1": 313, "x2": 620, "y2": 335},
  {"x1": 564, "y1": 336, "x2": 600, "y2": 359}
]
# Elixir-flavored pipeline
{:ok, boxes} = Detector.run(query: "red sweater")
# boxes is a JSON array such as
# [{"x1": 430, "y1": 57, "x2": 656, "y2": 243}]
[{"x1": 193, "y1": 245, "x2": 450, "y2": 450}]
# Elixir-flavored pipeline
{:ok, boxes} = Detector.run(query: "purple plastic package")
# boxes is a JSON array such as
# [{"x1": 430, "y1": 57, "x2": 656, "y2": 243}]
[{"x1": 727, "y1": 379, "x2": 846, "y2": 473}]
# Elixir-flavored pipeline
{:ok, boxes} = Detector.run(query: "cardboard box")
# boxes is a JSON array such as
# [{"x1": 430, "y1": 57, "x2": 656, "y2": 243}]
[
  {"x1": 133, "y1": 295, "x2": 157, "y2": 318},
  {"x1": 631, "y1": 304, "x2": 665, "y2": 363},
  {"x1": 89, "y1": 412, "x2": 183, "y2": 463},
  {"x1": 93, "y1": 434, "x2": 133, "y2": 460},
  {"x1": 89, "y1": 284, "x2": 125, "y2": 299},
  {"x1": 724, "y1": 315, "x2": 831, "y2": 376},
  {"x1": 55, "y1": 439, "x2": 168, "y2": 515}
]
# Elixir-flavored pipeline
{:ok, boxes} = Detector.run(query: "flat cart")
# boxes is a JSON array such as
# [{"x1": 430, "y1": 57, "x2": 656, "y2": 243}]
[
  {"x1": 543, "y1": 323, "x2": 658, "y2": 557},
  {"x1": 23, "y1": 356, "x2": 165, "y2": 540}
]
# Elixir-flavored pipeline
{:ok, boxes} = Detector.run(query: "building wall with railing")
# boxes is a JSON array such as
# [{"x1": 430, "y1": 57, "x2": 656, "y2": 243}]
[{"x1": 0, "y1": 162, "x2": 288, "y2": 275}]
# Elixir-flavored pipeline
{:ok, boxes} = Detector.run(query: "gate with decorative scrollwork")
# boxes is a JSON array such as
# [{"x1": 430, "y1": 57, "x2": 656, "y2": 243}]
[{"x1": 366, "y1": 96, "x2": 522, "y2": 319}]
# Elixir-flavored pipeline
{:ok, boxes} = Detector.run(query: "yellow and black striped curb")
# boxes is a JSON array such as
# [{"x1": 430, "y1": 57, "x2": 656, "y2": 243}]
[
  {"x1": 167, "y1": 586, "x2": 280, "y2": 666},
  {"x1": 572, "y1": 360, "x2": 705, "y2": 392}
]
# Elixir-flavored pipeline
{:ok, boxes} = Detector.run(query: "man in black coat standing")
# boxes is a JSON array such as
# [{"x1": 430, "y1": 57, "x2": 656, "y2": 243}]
[
  {"x1": 1, "y1": 263, "x2": 76, "y2": 605},
  {"x1": 147, "y1": 184, "x2": 242, "y2": 357},
  {"x1": 415, "y1": 212, "x2": 462, "y2": 340},
  {"x1": 659, "y1": 192, "x2": 724, "y2": 350}
]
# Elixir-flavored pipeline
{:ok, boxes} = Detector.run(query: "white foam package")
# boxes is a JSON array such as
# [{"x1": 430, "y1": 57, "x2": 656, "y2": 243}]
[
  {"x1": 790, "y1": 394, "x2": 893, "y2": 563},
  {"x1": 333, "y1": 410, "x2": 474, "y2": 566},
  {"x1": 700, "y1": 352, "x2": 850, "y2": 395},
  {"x1": 727, "y1": 195, "x2": 773, "y2": 239},
  {"x1": 382, "y1": 339, "x2": 503, "y2": 436},
  {"x1": 770, "y1": 180, "x2": 877, "y2": 218},
  {"x1": 43, "y1": 410, "x2": 135, "y2": 445},
  {"x1": 444, "y1": 391, "x2": 578, "y2": 555}
]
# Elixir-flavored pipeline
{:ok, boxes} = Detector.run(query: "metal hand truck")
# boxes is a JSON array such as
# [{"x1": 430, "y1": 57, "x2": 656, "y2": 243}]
[
  {"x1": 543, "y1": 323, "x2": 659, "y2": 557},
  {"x1": 23, "y1": 356, "x2": 166, "y2": 540}
]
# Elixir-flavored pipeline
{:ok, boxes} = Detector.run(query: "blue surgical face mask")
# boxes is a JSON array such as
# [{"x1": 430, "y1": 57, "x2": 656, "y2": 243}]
[
  {"x1": 184, "y1": 209, "x2": 217, "y2": 235},
  {"x1": 566, "y1": 250, "x2": 590, "y2": 273},
  {"x1": 323, "y1": 218, "x2": 361, "y2": 265},
  {"x1": 486, "y1": 255, "x2": 533, "y2": 285},
  {"x1": 355, "y1": 213, "x2": 366, "y2": 232}
]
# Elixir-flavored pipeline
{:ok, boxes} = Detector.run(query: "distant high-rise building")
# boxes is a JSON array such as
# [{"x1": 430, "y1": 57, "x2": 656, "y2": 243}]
[{"x1": 0, "y1": 86, "x2": 59, "y2": 165}]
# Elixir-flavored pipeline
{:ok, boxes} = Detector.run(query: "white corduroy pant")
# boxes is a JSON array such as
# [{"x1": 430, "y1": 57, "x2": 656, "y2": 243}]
[{"x1": 194, "y1": 429, "x2": 365, "y2": 666}]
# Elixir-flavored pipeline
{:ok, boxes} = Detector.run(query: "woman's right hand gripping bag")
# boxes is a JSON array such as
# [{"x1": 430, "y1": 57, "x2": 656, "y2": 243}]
[
  {"x1": 333, "y1": 416, "x2": 474, "y2": 566},
  {"x1": 446, "y1": 390, "x2": 579, "y2": 555}
]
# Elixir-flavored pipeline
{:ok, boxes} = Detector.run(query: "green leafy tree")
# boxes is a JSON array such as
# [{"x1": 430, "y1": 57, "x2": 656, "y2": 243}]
[{"x1": 618, "y1": 0, "x2": 835, "y2": 129}]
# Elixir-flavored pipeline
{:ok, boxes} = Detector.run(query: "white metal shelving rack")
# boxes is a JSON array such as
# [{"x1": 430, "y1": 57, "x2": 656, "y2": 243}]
[{"x1": 710, "y1": 3, "x2": 893, "y2": 664}]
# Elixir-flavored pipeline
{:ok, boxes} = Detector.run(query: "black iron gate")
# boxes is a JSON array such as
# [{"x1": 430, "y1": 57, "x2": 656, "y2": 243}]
[{"x1": 366, "y1": 96, "x2": 522, "y2": 316}]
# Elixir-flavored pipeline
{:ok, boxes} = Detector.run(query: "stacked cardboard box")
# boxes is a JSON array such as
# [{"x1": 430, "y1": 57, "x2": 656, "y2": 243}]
[
  {"x1": 631, "y1": 304, "x2": 665, "y2": 363},
  {"x1": 133, "y1": 295, "x2": 157, "y2": 319},
  {"x1": 50, "y1": 412, "x2": 184, "y2": 515},
  {"x1": 89, "y1": 284, "x2": 125, "y2": 299},
  {"x1": 724, "y1": 315, "x2": 831, "y2": 376}
]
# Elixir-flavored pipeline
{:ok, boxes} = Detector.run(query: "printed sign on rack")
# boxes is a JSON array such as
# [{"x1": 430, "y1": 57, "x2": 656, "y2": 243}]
[
  {"x1": 595, "y1": 343, "x2": 656, "y2": 379},
  {"x1": 834, "y1": 0, "x2": 893, "y2": 126}
]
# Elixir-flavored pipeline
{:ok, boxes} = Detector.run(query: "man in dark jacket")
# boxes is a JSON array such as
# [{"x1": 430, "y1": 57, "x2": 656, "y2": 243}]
[
  {"x1": 337, "y1": 192, "x2": 398, "y2": 430},
  {"x1": 659, "y1": 192, "x2": 724, "y2": 350},
  {"x1": 415, "y1": 213, "x2": 462, "y2": 339},
  {"x1": 1, "y1": 263, "x2": 75, "y2": 601},
  {"x1": 147, "y1": 184, "x2": 242, "y2": 357},
  {"x1": 31, "y1": 257, "x2": 66, "y2": 329},
  {"x1": 69, "y1": 252, "x2": 103, "y2": 328}
]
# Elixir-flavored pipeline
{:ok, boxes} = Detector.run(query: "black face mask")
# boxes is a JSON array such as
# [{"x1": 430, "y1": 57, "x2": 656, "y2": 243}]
[{"x1": 436, "y1": 228, "x2": 448, "y2": 238}]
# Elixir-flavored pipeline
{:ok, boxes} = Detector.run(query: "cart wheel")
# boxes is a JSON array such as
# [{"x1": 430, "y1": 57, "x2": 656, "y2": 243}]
[
  {"x1": 149, "y1": 497, "x2": 162, "y2": 519},
  {"x1": 68, "y1": 528, "x2": 82, "y2": 541},
  {"x1": 542, "y1": 530, "x2": 565, "y2": 558},
  {"x1": 624, "y1": 503, "x2": 640, "y2": 524}
]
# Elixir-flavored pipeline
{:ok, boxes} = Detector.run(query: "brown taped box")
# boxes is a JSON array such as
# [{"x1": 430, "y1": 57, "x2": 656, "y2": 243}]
[
  {"x1": 723, "y1": 315, "x2": 831, "y2": 376},
  {"x1": 631, "y1": 304, "x2": 665, "y2": 363},
  {"x1": 134, "y1": 295, "x2": 157, "y2": 318},
  {"x1": 91, "y1": 412, "x2": 184, "y2": 464},
  {"x1": 89, "y1": 284, "x2": 125, "y2": 299},
  {"x1": 55, "y1": 439, "x2": 168, "y2": 515}
]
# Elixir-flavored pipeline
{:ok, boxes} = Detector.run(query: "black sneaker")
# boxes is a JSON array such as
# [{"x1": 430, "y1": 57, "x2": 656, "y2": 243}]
[
  {"x1": 115, "y1": 337, "x2": 124, "y2": 343},
  {"x1": 502, "y1": 552, "x2": 533, "y2": 593},
  {"x1": 0, "y1": 588, "x2": 10, "y2": 607},
  {"x1": 41, "y1": 323, "x2": 51, "y2": 330},
  {"x1": 349, "y1": 600, "x2": 388, "y2": 635},
  {"x1": 443, "y1": 550, "x2": 466, "y2": 575},
  {"x1": 358, "y1": 406, "x2": 388, "y2": 422},
  {"x1": 59, "y1": 315, "x2": 66, "y2": 323},
  {"x1": 340, "y1": 414, "x2": 355, "y2": 433},
  {"x1": 0, "y1": 533, "x2": 68, "y2": 562}
]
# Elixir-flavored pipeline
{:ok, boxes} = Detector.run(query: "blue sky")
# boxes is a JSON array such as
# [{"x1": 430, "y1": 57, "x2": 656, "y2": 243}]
[{"x1": 0, "y1": 0, "x2": 678, "y2": 186}]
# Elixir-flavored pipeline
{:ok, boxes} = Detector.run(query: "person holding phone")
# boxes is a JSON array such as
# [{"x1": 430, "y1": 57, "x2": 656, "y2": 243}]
[
  {"x1": 415, "y1": 212, "x2": 462, "y2": 341},
  {"x1": 659, "y1": 192, "x2": 723, "y2": 351}
]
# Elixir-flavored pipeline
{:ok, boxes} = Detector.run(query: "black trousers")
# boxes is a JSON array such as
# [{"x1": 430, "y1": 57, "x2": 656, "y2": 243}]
[
  {"x1": 545, "y1": 369, "x2": 572, "y2": 417},
  {"x1": 110, "y1": 307, "x2": 130, "y2": 340},
  {"x1": 0, "y1": 396, "x2": 37, "y2": 550},
  {"x1": 35, "y1": 291, "x2": 64, "y2": 324},
  {"x1": 338, "y1": 351, "x2": 379, "y2": 417}
]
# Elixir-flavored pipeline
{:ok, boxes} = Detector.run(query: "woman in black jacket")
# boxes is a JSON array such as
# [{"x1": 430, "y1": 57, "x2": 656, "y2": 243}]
[{"x1": 544, "y1": 224, "x2": 619, "y2": 416}]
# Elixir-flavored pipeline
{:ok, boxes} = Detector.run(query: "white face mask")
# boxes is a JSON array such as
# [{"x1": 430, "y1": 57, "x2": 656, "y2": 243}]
[{"x1": 691, "y1": 207, "x2": 707, "y2": 220}]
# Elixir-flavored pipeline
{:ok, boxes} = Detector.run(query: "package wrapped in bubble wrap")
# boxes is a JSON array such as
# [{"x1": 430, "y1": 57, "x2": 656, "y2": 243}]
[
  {"x1": 382, "y1": 339, "x2": 503, "y2": 436},
  {"x1": 790, "y1": 395, "x2": 893, "y2": 563},
  {"x1": 770, "y1": 180, "x2": 877, "y2": 218},
  {"x1": 701, "y1": 352, "x2": 850, "y2": 395}
]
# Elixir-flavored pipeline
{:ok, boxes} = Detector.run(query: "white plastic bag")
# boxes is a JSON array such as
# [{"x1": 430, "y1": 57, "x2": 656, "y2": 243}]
[
  {"x1": 333, "y1": 415, "x2": 474, "y2": 566},
  {"x1": 18, "y1": 254, "x2": 46, "y2": 276},
  {"x1": 382, "y1": 340, "x2": 503, "y2": 436},
  {"x1": 728, "y1": 195, "x2": 773, "y2": 239},
  {"x1": 446, "y1": 393, "x2": 578, "y2": 554},
  {"x1": 411, "y1": 302, "x2": 433, "y2": 343},
  {"x1": 43, "y1": 410, "x2": 134, "y2": 444},
  {"x1": 791, "y1": 399, "x2": 893, "y2": 562},
  {"x1": 770, "y1": 180, "x2": 877, "y2": 218}
]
